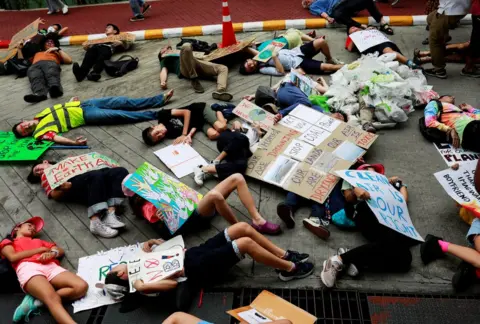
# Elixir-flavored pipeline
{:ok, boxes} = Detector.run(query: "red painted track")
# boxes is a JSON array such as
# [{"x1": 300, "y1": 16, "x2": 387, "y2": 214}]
[{"x1": 0, "y1": 0, "x2": 426, "y2": 40}]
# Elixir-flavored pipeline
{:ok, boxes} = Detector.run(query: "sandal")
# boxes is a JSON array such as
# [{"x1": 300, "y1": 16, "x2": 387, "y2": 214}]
[
  {"x1": 160, "y1": 81, "x2": 168, "y2": 90},
  {"x1": 164, "y1": 89, "x2": 174, "y2": 104},
  {"x1": 379, "y1": 24, "x2": 394, "y2": 35},
  {"x1": 251, "y1": 221, "x2": 281, "y2": 235}
]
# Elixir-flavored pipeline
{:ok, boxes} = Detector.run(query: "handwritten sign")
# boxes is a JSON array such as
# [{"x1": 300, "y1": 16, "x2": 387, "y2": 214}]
[
  {"x1": 254, "y1": 40, "x2": 286, "y2": 62},
  {"x1": 127, "y1": 248, "x2": 184, "y2": 293},
  {"x1": 203, "y1": 36, "x2": 255, "y2": 62},
  {"x1": 124, "y1": 162, "x2": 203, "y2": 234},
  {"x1": 233, "y1": 99, "x2": 276, "y2": 130},
  {"x1": 9, "y1": 19, "x2": 41, "y2": 50},
  {"x1": 246, "y1": 105, "x2": 377, "y2": 203},
  {"x1": 336, "y1": 170, "x2": 423, "y2": 242},
  {"x1": 435, "y1": 160, "x2": 480, "y2": 217},
  {"x1": 154, "y1": 144, "x2": 207, "y2": 178},
  {"x1": 289, "y1": 70, "x2": 319, "y2": 97},
  {"x1": 0, "y1": 132, "x2": 53, "y2": 161},
  {"x1": 434, "y1": 143, "x2": 480, "y2": 167},
  {"x1": 349, "y1": 29, "x2": 390, "y2": 53},
  {"x1": 82, "y1": 33, "x2": 136, "y2": 46},
  {"x1": 44, "y1": 152, "x2": 119, "y2": 189}
]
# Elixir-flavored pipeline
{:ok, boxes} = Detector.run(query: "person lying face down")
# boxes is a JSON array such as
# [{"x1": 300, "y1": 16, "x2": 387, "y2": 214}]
[{"x1": 346, "y1": 26, "x2": 419, "y2": 69}]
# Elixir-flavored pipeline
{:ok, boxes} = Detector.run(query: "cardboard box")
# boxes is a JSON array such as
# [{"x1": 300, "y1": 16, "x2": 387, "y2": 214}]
[{"x1": 228, "y1": 290, "x2": 316, "y2": 324}]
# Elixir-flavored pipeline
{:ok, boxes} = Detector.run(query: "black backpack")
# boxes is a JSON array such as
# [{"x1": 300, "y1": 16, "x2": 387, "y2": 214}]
[
  {"x1": 5, "y1": 56, "x2": 31, "y2": 78},
  {"x1": 176, "y1": 38, "x2": 218, "y2": 54},
  {"x1": 254, "y1": 86, "x2": 277, "y2": 108},
  {"x1": 418, "y1": 99, "x2": 449, "y2": 144},
  {"x1": 104, "y1": 55, "x2": 139, "y2": 78}
]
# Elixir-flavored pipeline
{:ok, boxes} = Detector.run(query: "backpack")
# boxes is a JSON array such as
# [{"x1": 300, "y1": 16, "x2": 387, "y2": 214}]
[
  {"x1": 5, "y1": 56, "x2": 31, "y2": 78},
  {"x1": 418, "y1": 99, "x2": 449, "y2": 144},
  {"x1": 176, "y1": 38, "x2": 217, "y2": 54},
  {"x1": 254, "y1": 86, "x2": 277, "y2": 108},
  {"x1": 104, "y1": 55, "x2": 139, "y2": 78},
  {"x1": 0, "y1": 236, "x2": 21, "y2": 293}
]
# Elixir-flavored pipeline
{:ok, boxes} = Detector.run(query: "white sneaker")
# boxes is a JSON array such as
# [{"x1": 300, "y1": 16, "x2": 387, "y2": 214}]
[
  {"x1": 337, "y1": 248, "x2": 359, "y2": 277},
  {"x1": 103, "y1": 212, "x2": 126, "y2": 229},
  {"x1": 328, "y1": 57, "x2": 344, "y2": 65},
  {"x1": 47, "y1": 10, "x2": 54, "y2": 14},
  {"x1": 194, "y1": 166, "x2": 206, "y2": 186},
  {"x1": 90, "y1": 220, "x2": 118, "y2": 238},
  {"x1": 320, "y1": 256, "x2": 343, "y2": 288},
  {"x1": 62, "y1": 5, "x2": 68, "y2": 14}
]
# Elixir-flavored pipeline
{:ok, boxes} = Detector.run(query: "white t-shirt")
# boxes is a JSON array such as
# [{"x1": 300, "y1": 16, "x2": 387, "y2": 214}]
[{"x1": 438, "y1": 0, "x2": 471, "y2": 15}]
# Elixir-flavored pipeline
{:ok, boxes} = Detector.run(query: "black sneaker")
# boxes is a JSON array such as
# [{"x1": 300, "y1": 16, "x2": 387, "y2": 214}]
[
  {"x1": 49, "y1": 85, "x2": 63, "y2": 98},
  {"x1": 285, "y1": 250, "x2": 309, "y2": 263},
  {"x1": 130, "y1": 14, "x2": 145, "y2": 22},
  {"x1": 72, "y1": 62, "x2": 85, "y2": 82},
  {"x1": 424, "y1": 68, "x2": 447, "y2": 79},
  {"x1": 212, "y1": 90, "x2": 233, "y2": 102},
  {"x1": 420, "y1": 234, "x2": 444, "y2": 265},
  {"x1": 278, "y1": 262, "x2": 314, "y2": 282},
  {"x1": 142, "y1": 4, "x2": 152, "y2": 14},
  {"x1": 277, "y1": 202, "x2": 295, "y2": 229},
  {"x1": 87, "y1": 72, "x2": 101, "y2": 82},
  {"x1": 461, "y1": 68, "x2": 480, "y2": 78},
  {"x1": 191, "y1": 78, "x2": 204, "y2": 93},
  {"x1": 452, "y1": 261, "x2": 476, "y2": 292},
  {"x1": 24, "y1": 94, "x2": 47, "y2": 103}
]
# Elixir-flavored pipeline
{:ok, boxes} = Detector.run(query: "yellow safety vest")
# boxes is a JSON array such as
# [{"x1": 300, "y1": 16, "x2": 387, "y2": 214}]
[{"x1": 33, "y1": 102, "x2": 85, "y2": 139}]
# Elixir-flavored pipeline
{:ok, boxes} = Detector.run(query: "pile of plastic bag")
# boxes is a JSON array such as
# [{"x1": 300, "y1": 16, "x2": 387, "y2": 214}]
[{"x1": 324, "y1": 53, "x2": 438, "y2": 129}]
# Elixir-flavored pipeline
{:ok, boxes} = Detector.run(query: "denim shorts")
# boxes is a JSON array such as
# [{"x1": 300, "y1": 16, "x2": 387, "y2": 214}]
[{"x1": 466, "y1": 218, "x2": 480, "y2": 246}]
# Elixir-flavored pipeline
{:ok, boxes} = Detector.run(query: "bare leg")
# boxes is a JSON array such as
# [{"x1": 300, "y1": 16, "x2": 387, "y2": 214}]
[
  {"x1": 320, "y1": 63, "x2": 343, "y2": 73},
  {"x1": 446, "y1": 238, "x2": 480, "y2": 268},
  {"x1": 312, "y1": 38, "x2": 332, "y2": 61},
  {"x1": 227, "y1": 223, "x2": 292, "y2": 270},
  {"x1": 163, "y1": 312, "x2": 203, "y2": 324},
  {"x1": 383, "y1": 47, "x2": 409, "y2": 65},
  {"x1": 201, "y1": 164, "x2": 217, "y2": 175},
  {"x1": 25, "y1": 276, "x2": 76, "y2": 324},
  {"x1": 49, "y1": 271, "x2": 88, "y2": 301},
  {"x1": 160, "y1": 67, "x2": 168, "y2": 89}
]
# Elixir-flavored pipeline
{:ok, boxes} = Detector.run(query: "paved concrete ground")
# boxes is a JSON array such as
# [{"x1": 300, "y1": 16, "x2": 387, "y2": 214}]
[{"x1": 0, "y1": 26, "x2": 479, "y2": 295}]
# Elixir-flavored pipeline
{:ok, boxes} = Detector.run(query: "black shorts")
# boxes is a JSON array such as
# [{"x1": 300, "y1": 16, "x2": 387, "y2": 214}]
[
  {"x1": 462, "y1": 120, "x2": 480, "y2": 153},
  {"x1": 299, "y1": 41, "x2": 324, "y2": 75},
  {"x1": 216, "y1": 159, "x2": 248, "y2": 180},
  {"x1": 184, "y1": 230, "x2": 241, "y2": 286},
  {"x1": 470, "y1": 15, "x2": 480, "y2": 57},
  {"x1": 362, "y1": 41, "x2": 402, "y2": 56}
]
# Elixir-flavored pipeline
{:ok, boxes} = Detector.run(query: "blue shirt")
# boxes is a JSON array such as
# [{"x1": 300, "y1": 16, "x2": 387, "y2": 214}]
[
  {"x1": 309, "y1": 0, "x2": 339, "y2": 16},
  {"x1": 259, "y1": 48, "x2": 304, "y2": 76}
]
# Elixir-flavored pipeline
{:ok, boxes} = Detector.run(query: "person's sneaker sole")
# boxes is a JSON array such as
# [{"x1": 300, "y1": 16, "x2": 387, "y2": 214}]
[
  {"x1": 142, "y1": 4, "x2": 152, "y2": 14},
  {"x1": 24, "y1": 94, "x2": 47, "y2": 103},
  {"x1": 424, "y1": 70, "x2": 447, "y2": 79},
  {"x1": 212, "y1": 91, "x2": 233, "y2": 102},
  {"x1": 461, "y1": 70, "x2": 480, "y2": 78},
  {"x1": 104, "y1": 222, "x2": 126, "y2": 229},
  {"x1": 91, "y1": 228, "x2": 118, "y2": 238},
  {"x1": 49, "y1": 85, "x2": 63, "y2": 98},
  {"x1": 278, "y1": 266, "x2": 314, "y2": 282},
  {"x1": 130, "y1": 17, "x2": 145, "y2": 22},
  {"x1": 303, "y1": 219, "x2": 330, "y2": 240},
  {"x1": 277, "y1": 203, "x2": 295, "y2": 229},
  {"x1": 320, "y1": 260, "x2": 334, "y2": 288}
]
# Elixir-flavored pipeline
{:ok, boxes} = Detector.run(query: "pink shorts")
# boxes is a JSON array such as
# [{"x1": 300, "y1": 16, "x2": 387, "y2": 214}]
[{"x1": 16, "y1": 262, "x2": 67, "y2": 290}]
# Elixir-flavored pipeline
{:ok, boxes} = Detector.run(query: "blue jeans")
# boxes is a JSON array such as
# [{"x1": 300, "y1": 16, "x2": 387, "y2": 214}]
[
  {"x1": 130, "y1": 0, "x2": 145, "y2": 16},
  {"x1": 277, "y1": 83, "x2": 324, "y2": 117},
  {"x1": 82, "y1": 94, "x2": 165, "y2": 125},
  {"x1": 284, "y1": 181, "x2": 345, "y2": 222}
]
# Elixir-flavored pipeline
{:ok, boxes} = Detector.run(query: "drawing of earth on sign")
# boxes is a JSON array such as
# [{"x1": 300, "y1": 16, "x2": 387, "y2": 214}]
[{"x1": 249, "y1": 109, "x2": 267, "y2": 122}]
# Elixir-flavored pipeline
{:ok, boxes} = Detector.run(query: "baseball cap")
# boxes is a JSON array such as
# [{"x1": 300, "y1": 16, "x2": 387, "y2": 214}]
[
  {"x1": 357, "y1": 163, "x2": 385, "y2": 175},
  {"x1": 11, "y1": 216, "x2": 44, "y2": 237}
]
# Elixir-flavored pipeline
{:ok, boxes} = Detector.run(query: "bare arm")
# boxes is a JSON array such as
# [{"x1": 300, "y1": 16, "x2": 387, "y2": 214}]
[
  {"x1": 1, "y1": 245, "x2": 49, "y2": 263},
  {"x1": 134, "y1": 279, "x2": 178, "y2": 294},
  {"x1": 52, "y1": 135, "x2": 87, "y2": 146},
  {"x1": 244, "y1": 47, "x2": 259, "y2": 57},
  {"x1": 160, "y1": 67, "x2": 168, "y2": 88},
  {"x1": 446, "y1": 242, "x2": 480, "y2": 268},
  {"x1": 49, "y1": 182, "x2": 72, "y2": 201},
  {"x1": 343, "y1": 189, "x2": 358, "y2": 204},
  {"x1": 271, "y1": 54, "x2": 285, "y2": 74},
  {"x1": 400, "y1": 186, "x2": 408, "y2": 203},
  {"x1": 58, "y1": 27, "x2": 69, "y2": 36},
  {"x1": 58, "y1": 49, "x2": 72, "y2": 64},
  {"x1": 50, "y1": 245, "x2": 65, "y2": 258}
]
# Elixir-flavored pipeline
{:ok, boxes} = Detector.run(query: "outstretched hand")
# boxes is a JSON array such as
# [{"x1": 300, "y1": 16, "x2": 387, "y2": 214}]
[{"x1": 75, "y1": 136, "x2": 87, "y2": 145}]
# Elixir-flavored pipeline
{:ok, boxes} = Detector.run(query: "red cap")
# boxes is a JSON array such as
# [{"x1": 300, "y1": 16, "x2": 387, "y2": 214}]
[
  {"x1": 11, "y1": 216, "x2": 44, "y2": 237},
  {"x1": 357, "y1": 163, "x2": 385, "y2": 175}
]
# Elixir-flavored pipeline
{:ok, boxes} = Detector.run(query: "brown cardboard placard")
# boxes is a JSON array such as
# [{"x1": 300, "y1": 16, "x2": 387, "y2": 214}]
[
  {"x1": 0, "y1": 48, "x2": 18, "y2": 64},
  {"x1": 82, "y1": 33, "x2": 136, "y2": 47},
  {"x1": 203, "y1": 36, "x2": 255, "y2": 62},
  {"x1": 9, "y1": 19, "x2": 41, "y2": 50},
  {"x1": 161, "y1": 48, "x2": 205, "y2": 59},
  {"x1": 233, "y1": 99, "x2": 276, "y2": 131},
  {"x1": 228, "y1": 290, "x2": 316, "y2": 324}
]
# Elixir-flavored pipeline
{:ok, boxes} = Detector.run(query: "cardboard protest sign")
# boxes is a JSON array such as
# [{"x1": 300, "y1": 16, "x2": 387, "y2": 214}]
[
  {"x1": 233, "y1": 99, "x2": 276, "y2": 130},
  {"x1": 0, "y1": 48, "x2": 18, "y2": 64},
  {"x1": 434, "y1": 143, "x2": 479, "y2": 167},
  {"x1": 203, "y1": 36, "x2": 255, "y2": 62},
  {"x1": 254, "y1": 40, "x2": 286, "y2": 62},
  {"x1": 0, "y1": 131, "x2": 53, "y2": 161},
  {"x1": 434, "y1": 160, "x2": 480, "y2": 217},
  {"x1": 161, "y1": 48, "x2": 205, "y2": 59},
  {"x1": 154, "y1": 144, "x2": 208, "y2": 178},
  {"x1": 349, "y1": 29, "x2": 390, "y2": 53},
  {"x1": 245, "y1": 105, "x2": 377, "y2": 203},
  {"x1": 9, "y1": 18, "x2": 41, "y2": 50},
  {"x1": 228, "y1": 290, "x2": 317, "y2": 324},
  {"x1": 73, "y1": 243, "x2": 142, "y2": 312},
  {"x1": 44, "y1": 152, "x2": 119, "y2": 189},
  {"x1": 336, "y1": 170, "x2": 424, "y2": 242},
  {"x1": 82, "y1": 33, "x2": 136, "y2": 47},
  {"x1": 289, "y1": 70, "x2": 319, "y2": 97},
  {"x1": 124, "y1": 162, "x2": 203, "y2": 234},
  {"x1": 127, "y1": 247, "x2": 184, "y2": 292}
]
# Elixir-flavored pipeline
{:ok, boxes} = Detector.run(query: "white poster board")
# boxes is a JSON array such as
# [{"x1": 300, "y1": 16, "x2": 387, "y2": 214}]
[
  {"x1": 434, "y1": 143, "x2": 480, "y2": 167},
  {"x1": 349, "y1": 29, "x2": 390, "y2": 53},
  {"x1": 154, "y1": 144, "x2": 208, "y2": 178},
  {"x1": 336, "y1": 170, "x2": 424, "y2": 242},
  {"x1": 289, "y1": 70, "x2": 319, "y2": 97},
  {"x1": 434, "y1": 160, "x2": 480, "y2": 216}
]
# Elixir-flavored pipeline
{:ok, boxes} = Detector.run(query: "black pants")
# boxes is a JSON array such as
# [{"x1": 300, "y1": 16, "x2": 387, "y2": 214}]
[
  {"x1": 62, "y1": 167, "x2": 129, "y2": 217},
  {"x1": 332, "y1": 0, "x2": 383, "y2": 28},
  {"x1": 27, "y1": 60, "x2": 62, "y2": 96},
  {"x1": 341, "y1": 202, "x2": 416, "y2": 272},
  {"x1": 216, "y1": 131, "x2": 251, "y2": 180},
  {"x1": 462, "y1": 120, "x2": 480, "y2": 153},
  {"x1": 79, "y1": 45, "x2": 112, "y2": 77}
]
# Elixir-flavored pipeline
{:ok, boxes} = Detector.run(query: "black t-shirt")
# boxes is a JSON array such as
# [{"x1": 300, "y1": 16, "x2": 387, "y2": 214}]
[
  {"x1": 157, "y1": 103, "x2": 206, "y2": 139},
  {"x1": 216, "y1": 130, "x2": 252, "y2": 160}
]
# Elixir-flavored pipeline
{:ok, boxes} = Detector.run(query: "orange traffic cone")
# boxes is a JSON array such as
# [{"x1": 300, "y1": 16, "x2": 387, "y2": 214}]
[{"x1": 219, "y1": 0, "x2": 238, "y2": 48}]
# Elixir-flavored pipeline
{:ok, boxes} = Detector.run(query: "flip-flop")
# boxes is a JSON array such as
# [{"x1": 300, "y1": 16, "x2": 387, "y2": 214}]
[
  {"x1": 380, "y1": 24, "x2": 394, "y2": 35},
  {"x1": 164, "y1": 89, "x2": 174, "y2": 103}
]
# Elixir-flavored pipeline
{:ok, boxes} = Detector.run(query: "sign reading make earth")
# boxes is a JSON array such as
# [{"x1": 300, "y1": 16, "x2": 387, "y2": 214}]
[
  {"x1": 244, "y1": 105, "x2": 377, "y2": 204},
  {"x1": 0, "y1": 131, "x2": 53, "y2": 161}
]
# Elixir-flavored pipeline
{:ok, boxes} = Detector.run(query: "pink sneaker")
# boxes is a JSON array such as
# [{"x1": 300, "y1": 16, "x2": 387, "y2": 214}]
[{"x1": 252, "y1": 221, "x2": 281, "y2": 235}]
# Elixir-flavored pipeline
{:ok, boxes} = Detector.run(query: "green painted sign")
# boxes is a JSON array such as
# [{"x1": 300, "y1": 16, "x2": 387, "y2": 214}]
[{"x1": 0, "y1": 132, "x2": 53, "y2": 161}]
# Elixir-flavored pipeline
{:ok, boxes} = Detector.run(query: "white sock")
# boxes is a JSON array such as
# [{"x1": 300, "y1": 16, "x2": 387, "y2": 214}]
[{"x1": 33, "y1": 299, "x2": 43, "y2": 307}]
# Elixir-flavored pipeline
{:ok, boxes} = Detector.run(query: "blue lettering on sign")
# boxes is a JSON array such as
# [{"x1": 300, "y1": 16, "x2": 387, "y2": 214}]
[
  {"x1": 389, "y1": 188, "x2": 404, "y2": 203},
  {"x1": 345, "y1": 171, "x2": 389, "y2": 185}
]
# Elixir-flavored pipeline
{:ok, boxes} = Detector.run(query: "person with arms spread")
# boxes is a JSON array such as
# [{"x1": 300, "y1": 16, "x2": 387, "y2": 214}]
[
  {"x1": 11, "y1": 90, "x2": 173, "y2": 146},
  {"x1": 142, "y1": 102, "x2": 228, "y2": 145},
  {"x1": 0, "y1": 217, "x2": 87, "y2": 323},
  {"x1": 424, "y1": 95, "x2": 480, "y2": 151},
  {"x1": 302, "y1": 0, "x2": 339, "y2": 23}
]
